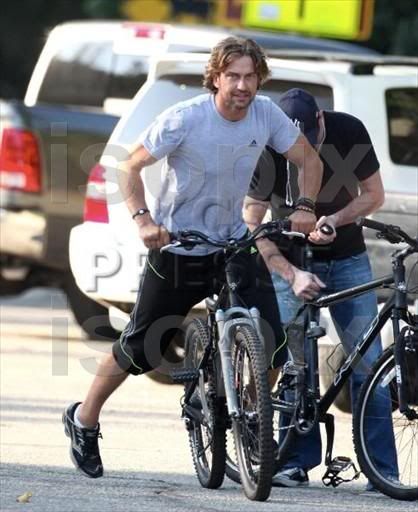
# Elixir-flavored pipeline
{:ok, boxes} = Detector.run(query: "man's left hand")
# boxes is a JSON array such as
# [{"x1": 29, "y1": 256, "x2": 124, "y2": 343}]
[
  {"x1": 309, "y1": 215, "x2": 337, "y2": 244},
  {"x1": 288, "y1": 210, "x2": 317, "y2": 234}
]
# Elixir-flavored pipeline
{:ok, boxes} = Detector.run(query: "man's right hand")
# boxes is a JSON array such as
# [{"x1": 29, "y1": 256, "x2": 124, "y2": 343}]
[
  {"x1": 136, "y1": 217, "x2": 170, "y2": 249},
  {"x1": 292, "y1": 268, "x2": 326, "y2": 300}
]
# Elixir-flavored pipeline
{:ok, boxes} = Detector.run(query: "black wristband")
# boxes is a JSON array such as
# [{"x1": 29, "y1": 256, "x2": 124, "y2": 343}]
[
  {"x1": 132, "y1": 208, "x2": 150, "y2": 220},
  {"x1": 295, "y1": 197, "x2": 316, "y2": 210}
]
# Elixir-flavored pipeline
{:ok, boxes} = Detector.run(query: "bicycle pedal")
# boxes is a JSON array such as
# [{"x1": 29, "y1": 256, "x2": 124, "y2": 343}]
[
  {"x1": 170, "y1": 368, "x2": 200, "y2": 383},
  {"x1": 322, "y1": 456, "x2": 361, "y2": 487}
]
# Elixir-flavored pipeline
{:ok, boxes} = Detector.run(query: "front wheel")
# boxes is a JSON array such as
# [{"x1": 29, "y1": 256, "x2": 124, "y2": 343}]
[
  {"x1": 232, "y1": 325, "x2": 274, "y2": 501},
  {"x1": 353, "y1": 345, "x2": 418, "y2": 501},
  {"x1": 184, "y1": 319, "x2": 226, "y2": 489}
]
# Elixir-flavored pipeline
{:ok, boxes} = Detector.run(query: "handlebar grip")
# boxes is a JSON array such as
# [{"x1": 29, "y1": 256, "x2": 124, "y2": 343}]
[
  {"x1": 357, "y1": 217, "x2": 389, "y2": 232},
  {"x1": 319, "y1": 224, "x2": 334, "y2": 236}
]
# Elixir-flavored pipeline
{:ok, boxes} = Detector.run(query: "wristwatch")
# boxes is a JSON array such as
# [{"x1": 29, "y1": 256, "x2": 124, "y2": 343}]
[{"x1": 132, "y1": 208, "x2": 150, "y2": 220}]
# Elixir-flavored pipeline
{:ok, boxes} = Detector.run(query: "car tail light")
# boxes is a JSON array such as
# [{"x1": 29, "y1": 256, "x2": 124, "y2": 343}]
[
  {"x1": 122, "y1": 22, "x2": 166, "y2": 40},
  {"x1": 0, "y1": 128, "x2": 41, "y2": 193},
  {"x1": 83, "y1": 164, "x2": 109, "y2": 223}
]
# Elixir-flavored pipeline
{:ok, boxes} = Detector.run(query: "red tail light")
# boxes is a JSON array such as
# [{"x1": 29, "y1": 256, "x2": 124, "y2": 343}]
[
  {"x1": 0, "y1": 128, "x2": 41, "y2": 193},
  {"x1": 83, "y1": 164, "x2": 109, "y2": 223},
  {"x1": 122, "y1": 22, "x2": 166, "y2": 40}
]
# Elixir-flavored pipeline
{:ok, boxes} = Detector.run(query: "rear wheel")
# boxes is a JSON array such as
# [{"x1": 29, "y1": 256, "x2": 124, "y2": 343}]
[
  {"x1": 232, "y1": 325, "x2": 274, "y2": 501},
  {"x1": 184, "y1": 319, "x2": 226, "y2": 489},
  {"x1": 354, "y1": 344, "x2": 418, "y2": 501}
]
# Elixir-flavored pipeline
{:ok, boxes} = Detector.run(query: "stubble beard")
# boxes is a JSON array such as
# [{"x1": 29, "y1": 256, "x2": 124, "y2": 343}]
[{"x1": 229, "y1": 92, "x2": 255, "y2": 112}]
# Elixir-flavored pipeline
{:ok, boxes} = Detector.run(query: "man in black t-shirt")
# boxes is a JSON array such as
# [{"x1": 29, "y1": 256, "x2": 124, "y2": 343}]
[{"x1": 244, "y1": 89, "x2": 398, "y2": 490}]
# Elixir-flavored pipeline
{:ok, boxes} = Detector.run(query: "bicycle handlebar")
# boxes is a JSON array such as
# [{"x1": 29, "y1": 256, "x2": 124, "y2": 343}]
[
  {"x1": 161, "y1": 220, "x2": 336, "y2": 253},
  {"x1": 357, "y1": 217, "x2": 418, "y2": 249},
  {"x1": 161, "y1": 219, "x2": 294, "y2": 252}
]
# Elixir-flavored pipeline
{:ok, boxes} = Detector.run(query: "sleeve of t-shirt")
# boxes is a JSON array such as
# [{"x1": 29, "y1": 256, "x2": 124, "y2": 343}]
[
  {"x1": 353, "y1": 120, "x2": 380, "y2": 181},
  {"x1": 138, "y1": 106, "x2": 185, "y2": 160},
  {"x1": 267, "y1": 101, "x2": 300, "y2": 154}
]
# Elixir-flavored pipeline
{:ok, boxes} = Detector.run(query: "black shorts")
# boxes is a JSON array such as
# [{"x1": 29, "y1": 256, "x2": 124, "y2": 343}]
[{"x1": 112, "y1": 249, "x2": 286, "y2": 375}]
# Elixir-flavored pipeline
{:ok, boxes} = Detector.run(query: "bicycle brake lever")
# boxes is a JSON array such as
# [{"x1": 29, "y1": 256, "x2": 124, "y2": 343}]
[
  {"x1": 282, "y1": 230, "x2": 306, "y2": 239},
  {"x1": 160, "y1": 241, "x2": 182, "y2": 253}
]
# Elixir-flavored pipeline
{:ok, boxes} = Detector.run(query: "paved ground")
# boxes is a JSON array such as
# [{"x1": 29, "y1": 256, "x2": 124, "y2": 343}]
[{"x1": 0, "y1": 288, "x2": 416, "y2": 511}]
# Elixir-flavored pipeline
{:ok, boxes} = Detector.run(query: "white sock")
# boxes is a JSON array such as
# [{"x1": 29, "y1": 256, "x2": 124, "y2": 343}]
[{"x1": 74, "y1": 404, "x2": 96, "y2": 430}]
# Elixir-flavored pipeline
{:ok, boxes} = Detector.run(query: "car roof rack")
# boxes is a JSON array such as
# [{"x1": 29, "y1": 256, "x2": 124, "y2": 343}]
[{"x1": 266, "y1": 50, "x2": 418, "y2": 74}]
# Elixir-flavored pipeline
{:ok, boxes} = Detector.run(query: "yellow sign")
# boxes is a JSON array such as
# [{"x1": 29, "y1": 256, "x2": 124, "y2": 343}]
[
  {"x1": 214, "y1": 0, "x2": 243, "y2": 27},
  {"x1": 242, "y1": 0, "x2": 374, "y2": 41}
]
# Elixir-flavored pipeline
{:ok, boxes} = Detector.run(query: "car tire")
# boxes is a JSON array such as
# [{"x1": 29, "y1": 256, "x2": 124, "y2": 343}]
[
  {"x1": 146, "y1": 331, "x2": 186, "y2": 384},
  {"x1": 64, "y1": 273, "x2": 119, "y2": 341}
]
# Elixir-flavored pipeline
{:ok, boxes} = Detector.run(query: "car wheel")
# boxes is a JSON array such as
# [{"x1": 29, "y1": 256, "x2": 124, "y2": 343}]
[
  {"x1": 146, "y1": 331, "x2": 186, "y2": 384},
  {"x1": 64, "y1": 273, "x2": 119, "y2": 341}
]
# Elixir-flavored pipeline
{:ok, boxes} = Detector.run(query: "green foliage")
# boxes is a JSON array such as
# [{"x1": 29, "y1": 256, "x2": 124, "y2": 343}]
[
  {"x1": 82, "y1": 0, "x2": 121, "y2": 18},
  {"x1": 369, "y1": 0, "x2": 418, "y2": 55}
]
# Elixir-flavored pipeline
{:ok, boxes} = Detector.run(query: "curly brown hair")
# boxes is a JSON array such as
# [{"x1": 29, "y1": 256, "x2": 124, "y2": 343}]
[{"x1": 203, "y1": 36, "x2": 270, "y2": 92}]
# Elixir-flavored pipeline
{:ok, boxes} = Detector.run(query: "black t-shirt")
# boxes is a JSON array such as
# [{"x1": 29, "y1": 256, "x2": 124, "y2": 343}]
[{"x1": 248, "y1": 111, "x2": 380, "y2": 263}]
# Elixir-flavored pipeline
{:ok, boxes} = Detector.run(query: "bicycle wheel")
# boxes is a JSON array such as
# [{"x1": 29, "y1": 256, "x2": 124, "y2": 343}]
[
  {"x1": 353, "y1": 345, "x2": 418, "y2": 501},
  {"x1": 225, "y1": 429, "x2": 241, "y2": 484},
  {"x1": 231, "y1": 325, "x2": 274, "y2": 501},
  {"x1": 184, "y1": 319, "x2": 226, "y2": 489},
  {"x1": 226, "y1": 389, "x2": 297, "y2": 484}
]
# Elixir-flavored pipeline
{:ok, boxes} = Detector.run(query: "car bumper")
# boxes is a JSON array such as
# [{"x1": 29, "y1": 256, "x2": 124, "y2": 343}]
[
  {"x1": 69, "y1": 221, "x2": 148, "y2": 304},
  {"x1": 0, "y1": 207, "x2": 46, "y2": 261}
]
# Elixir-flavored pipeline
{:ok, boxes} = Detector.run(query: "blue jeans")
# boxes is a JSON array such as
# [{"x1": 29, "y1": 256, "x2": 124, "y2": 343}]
[{"x1": 272, "y1": 252, "x2": 398, "y2": 478}]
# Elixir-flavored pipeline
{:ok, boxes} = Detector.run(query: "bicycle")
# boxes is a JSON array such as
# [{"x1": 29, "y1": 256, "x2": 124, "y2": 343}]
[
  {"x1": 163, "y1": 219, "x2": 293, "y2": 501},
  {"x1": 225, "y1": 217, "x2": 418, "y2": 501}
]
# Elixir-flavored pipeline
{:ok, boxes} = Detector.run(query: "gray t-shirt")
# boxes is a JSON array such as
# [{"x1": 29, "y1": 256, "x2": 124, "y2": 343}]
[{"x1": 140, "y1": 93, "x2": 299, "y2": 255}]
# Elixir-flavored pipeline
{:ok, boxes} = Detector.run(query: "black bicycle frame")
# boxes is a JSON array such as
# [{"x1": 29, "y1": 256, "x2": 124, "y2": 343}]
[
  {"x1": 297, "y1": 270, "x2": 396, "y2": 416},
  {"x1": 317, "y1": 287, "x2": 394, "y2": 414}
]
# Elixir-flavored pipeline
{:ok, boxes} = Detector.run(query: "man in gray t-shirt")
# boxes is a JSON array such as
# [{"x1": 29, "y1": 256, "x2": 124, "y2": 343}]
[
  {"x1": 62, "y1": 36, "x2": 323, "y2": 479},
  {"x1": 138, "y1": 92, "x2": 301, "y2": 254}
]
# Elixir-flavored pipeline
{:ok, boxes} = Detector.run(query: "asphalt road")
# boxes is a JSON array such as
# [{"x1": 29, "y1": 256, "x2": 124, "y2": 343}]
[{"x1": 0, "y1": 288, "x2": 416, "y2": 512}]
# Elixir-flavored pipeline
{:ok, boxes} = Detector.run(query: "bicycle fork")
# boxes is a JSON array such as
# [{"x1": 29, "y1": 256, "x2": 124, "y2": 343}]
[{"x1": 215, "y1": 307, "x2": 265, "y2": 419}]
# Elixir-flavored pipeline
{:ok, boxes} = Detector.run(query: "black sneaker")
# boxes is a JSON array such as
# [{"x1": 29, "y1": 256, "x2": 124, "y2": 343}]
[
  {"x1": 62, "y1": 402, "x2": 103, "y2": 478},
  {"x1": 272, "y1": 467, "x2": 309, "y2": 487}
]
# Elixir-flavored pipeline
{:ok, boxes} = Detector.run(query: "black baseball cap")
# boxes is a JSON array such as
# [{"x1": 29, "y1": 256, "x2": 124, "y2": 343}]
[{"x1": 278, "y1": 88, "x2": 320, "y2": 146}]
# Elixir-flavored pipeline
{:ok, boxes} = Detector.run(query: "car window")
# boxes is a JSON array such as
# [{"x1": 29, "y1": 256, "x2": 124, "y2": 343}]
[
  {"x1": 386, "y1": 88, "x2": 418, "y2": 167},
  {"x1": 107, "y1": 54, "x2": 149, "y2": 100},
  {"x1": 38, "y1": 41, "x2": 114, "y2": 107},
  {"x1": 139, "y1": 74, "x2": 333, "y2": 115},
  {"x1": 262, "y1": 80, "x2": 333, "y2": 110}
]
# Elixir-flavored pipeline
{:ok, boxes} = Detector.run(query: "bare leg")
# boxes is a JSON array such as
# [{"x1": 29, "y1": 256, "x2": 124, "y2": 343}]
[{"x1": 77, "y1": 353, "x2": 129, "y2": 428}]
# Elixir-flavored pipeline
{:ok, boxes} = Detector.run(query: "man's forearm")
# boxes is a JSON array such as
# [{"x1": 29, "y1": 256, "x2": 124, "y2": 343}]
[
  {"x1": 331, "y1": 191, "x2": 384, "y2": 228},
  {"x1": 118, "y1": 145, "x2": 157, "y2": 216},
  {"x1": 256, "y1": 238, "x2": 296, "y2": 284},
  {"x1": 298, "y1": 151, "x2": 323, "y2": 202},
  {"x1": 119, "y1": 166, "x2": 148, "y2": 216},
  {"x1": 244, "y1": 197, "x2": 296, "y2": 283}
]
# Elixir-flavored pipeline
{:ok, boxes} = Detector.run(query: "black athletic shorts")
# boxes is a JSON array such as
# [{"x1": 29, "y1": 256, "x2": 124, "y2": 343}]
[{"x1": 112, "y1": 249, "x2": 286, "y2": 375}]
